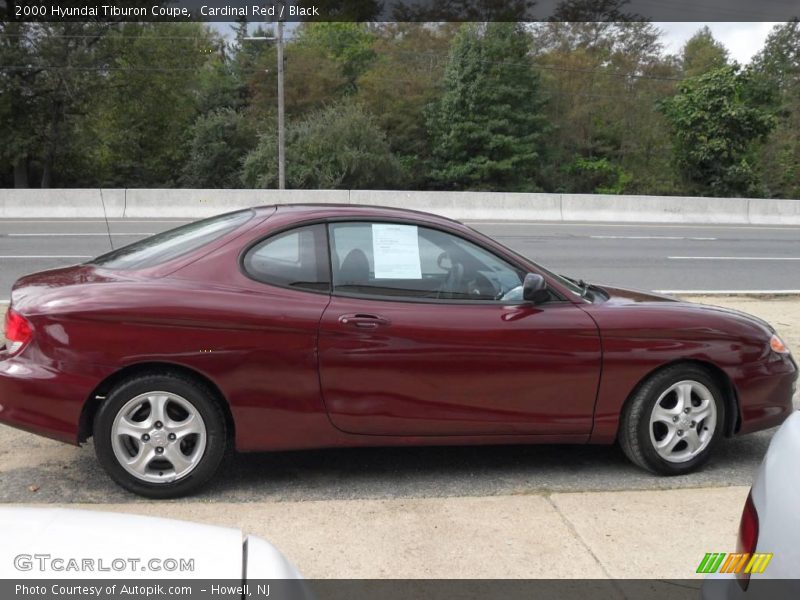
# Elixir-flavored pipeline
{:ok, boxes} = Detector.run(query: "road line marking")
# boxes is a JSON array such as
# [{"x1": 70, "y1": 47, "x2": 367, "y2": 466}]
[
  {"x1": 656, "y1": 290, "x2": 800, "y2": 295},
  {"x1": 468, "y1": 221, "x2": 800, "y2": 230},
  {"x1": 0, "y1": 220, "x2": 187, "y2": 224},
  {"x1": 591, "y1": 235, "x2": 717, "y2": 240},
  {"x1": 668, "y1": 256, "x2": 800, "y2": 261},
  {"x1": 0, "y1": 255, "x2": 92, "y2": 259},
  {"x1": 7, "y1": 233, "x2": 153, "y2": 237}
]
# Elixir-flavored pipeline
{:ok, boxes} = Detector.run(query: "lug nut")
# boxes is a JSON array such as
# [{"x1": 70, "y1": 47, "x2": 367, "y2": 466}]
[
  {"x1": 672, "y1": 416, "x2": 679, "y2": 422},
  {"x1": 168, "y1": 433, "x2": 176, "y2": 441},
  {"x1": 142, "y1": 434, "x2": 150, "y2": 442},
  {"x1": 691, "y1": 421, "x2": 696, "y2": 427},
  {"x1": 155, "y1": 421, "x2": 163, "y2": 429},
  {"x1": 155, "y1": 447, "x2": 164, "y2": 454},
  {"x1": 684, "y1": 408, "x2": 691, "y2": 414},
  {"x1": 677, "y1": 430, "x2": 683, "y2": 436}
]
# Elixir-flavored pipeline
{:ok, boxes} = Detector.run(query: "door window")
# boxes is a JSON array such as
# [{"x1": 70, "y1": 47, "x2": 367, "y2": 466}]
[
  {"x1": 328, "y1": 222, "x2": 525, "y2": 301},
  {"x1": 243, "y1": 224, "x2": 330, "y2": 292}
]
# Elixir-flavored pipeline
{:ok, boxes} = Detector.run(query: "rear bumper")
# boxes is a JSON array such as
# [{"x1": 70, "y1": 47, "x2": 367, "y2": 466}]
[
  {"x1": 0, "y1": 349, "x2": 102, "y2": 445},
  {"x1": 734, "y1": 354, "x2": 798, "y2": 436}
]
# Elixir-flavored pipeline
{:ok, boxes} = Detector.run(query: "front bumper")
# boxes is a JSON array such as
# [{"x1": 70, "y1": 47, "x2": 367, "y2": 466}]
[{"x1": 734, "y1": 353, "x2": 798, "y2": 435}]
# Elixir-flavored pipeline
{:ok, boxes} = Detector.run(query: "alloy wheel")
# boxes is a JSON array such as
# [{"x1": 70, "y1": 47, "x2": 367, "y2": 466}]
[
  {"x1": 110, "y1": 391, "x2": 207, "y2": 483},
  {"x1": 648, "y1": 380, "x2": 717, "y2": 463}
]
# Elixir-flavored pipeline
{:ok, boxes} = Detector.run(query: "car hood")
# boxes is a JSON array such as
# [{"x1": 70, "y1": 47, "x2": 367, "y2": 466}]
[
  {"x1": 0, "y1": 507, "x2": 301, "y2": 580},
  {"x1": 597, "y1": 285, "x2": 775, "y2": 334},
  {"x1": 599, "y1": 285, "x2": 679, "y2": 304}
]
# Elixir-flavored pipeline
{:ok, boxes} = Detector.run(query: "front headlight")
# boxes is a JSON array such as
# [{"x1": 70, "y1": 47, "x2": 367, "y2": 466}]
[{"x1": 770, "y1": 333, "x2": 790, "y2": 355}]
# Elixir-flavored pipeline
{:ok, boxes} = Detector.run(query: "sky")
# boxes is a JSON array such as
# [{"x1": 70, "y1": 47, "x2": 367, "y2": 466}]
[
  {"x1": 658, "y1": 22, "x2": 779, "y2": 63},
  {"x1": 217, "y1": 21, "x2": 781, "y2": 65}
]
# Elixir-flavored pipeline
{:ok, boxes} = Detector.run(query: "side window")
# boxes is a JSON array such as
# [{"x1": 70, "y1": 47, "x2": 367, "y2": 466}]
[
  {"x1": 329, "y1": 222, "x2": 524, "y2": 301},
  {"x1": 243, "y1": 224, "x2": 330, "y2": 292}
]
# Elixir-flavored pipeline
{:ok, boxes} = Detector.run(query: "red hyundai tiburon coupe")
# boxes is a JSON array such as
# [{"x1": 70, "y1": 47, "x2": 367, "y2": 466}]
[{"x1": 1, "y1": 205, "x2": 796, "y2": 497}]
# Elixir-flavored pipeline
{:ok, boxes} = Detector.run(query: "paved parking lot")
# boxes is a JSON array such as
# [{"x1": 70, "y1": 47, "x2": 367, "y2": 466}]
[
  {"x1": 10, "y1": 486, "x2": 747, "y2": 579},
  {"x1": 0, "y1": 421, "x2": 779, "y2": 504}
]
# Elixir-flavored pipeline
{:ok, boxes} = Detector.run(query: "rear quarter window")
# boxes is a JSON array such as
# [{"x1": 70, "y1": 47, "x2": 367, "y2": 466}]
[
  {"x1": 242, "y1": 224, "x2": 330, "y2": 292},
  {"x1": 92, "y1": 210, "x2": 253, "y2": 270}
]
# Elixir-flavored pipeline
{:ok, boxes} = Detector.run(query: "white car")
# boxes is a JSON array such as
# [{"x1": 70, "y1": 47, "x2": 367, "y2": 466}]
[
  {"x1": 703, "y1": 411, "x2": 800, "y2": 599},
  {"x1": 0, "y1": 507, "x2": 302, "y2": 580}
]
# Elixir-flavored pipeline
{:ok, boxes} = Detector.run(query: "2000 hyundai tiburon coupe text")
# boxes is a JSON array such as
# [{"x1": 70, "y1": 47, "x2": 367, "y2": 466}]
[{"x1": 0, "y1": 205, "x2": 796, "y2": 497}]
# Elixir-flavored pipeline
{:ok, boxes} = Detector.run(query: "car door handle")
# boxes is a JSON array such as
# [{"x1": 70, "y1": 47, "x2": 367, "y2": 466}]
[{"x1": 338, "y1": 314, "x2": 391, "y2": 328}]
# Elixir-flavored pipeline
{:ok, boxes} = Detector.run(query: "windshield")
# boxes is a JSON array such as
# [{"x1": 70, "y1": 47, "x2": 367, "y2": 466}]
[{"x1": 91, "y1": 209, "x2": 253, "y2": 270}]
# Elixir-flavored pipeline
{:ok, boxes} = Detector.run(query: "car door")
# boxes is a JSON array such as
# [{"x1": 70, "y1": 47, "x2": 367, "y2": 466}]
[{"x1": 317, "y1": 221, "x2": 602, "y2": 437}]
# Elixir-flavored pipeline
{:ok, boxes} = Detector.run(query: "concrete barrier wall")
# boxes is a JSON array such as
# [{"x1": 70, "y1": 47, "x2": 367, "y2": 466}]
[{"x1": 1, "y1": 189, "x2": 798, "y2": 225}]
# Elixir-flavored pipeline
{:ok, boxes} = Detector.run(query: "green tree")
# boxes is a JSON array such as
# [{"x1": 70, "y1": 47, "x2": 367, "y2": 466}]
[
  {"x1": 249, "y1": 41, "x2": 347, "y2": 120},
  {"x1": 294, "y1": 22, "x2": 376, "y2": 89},
  {"x1": 241, "y1": 100, "x2": 404, "y2": 189},
  {"x1": 426, "y1": 23, "x2": 547, "y2": 191},
  {"x1": 88, "y1": 23, "x2": 219, "y2": 187},
  {"x1": 750, "y1": 21, "x2": 800, "y2": 198},
  {"x1": 0, "y1": 22, "x2": 40, "y2": 187},
  {"x1": 0, "y1": 22, "x2": 109, "y2": 187},
  {"x1": 181, "y1": 109, "x2": 256, "y2": 188},
  {"x1": 356, "y1": 23, "x2": 457, "y2": 187},
  {"x1": 567, "y1": 157, "x2": 632, "y2": 194},
  {"x1": 530, "y1": 20, "x2": 679, "y2": 194},
  {"x1": 660, "y1": 66, "x2": 776, "y2": 196},
  {"x1": 681, "y1": 26, "x2": 729, "y2": 77}
]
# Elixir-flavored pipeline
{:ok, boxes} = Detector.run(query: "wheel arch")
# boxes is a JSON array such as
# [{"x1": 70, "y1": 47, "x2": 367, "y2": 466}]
[
  {"x1": 621, "y1": 359, "x2": 741, "y2": 438},
  {"x1": 79, "y1": 362, "x2": 234, "y2": 444}
]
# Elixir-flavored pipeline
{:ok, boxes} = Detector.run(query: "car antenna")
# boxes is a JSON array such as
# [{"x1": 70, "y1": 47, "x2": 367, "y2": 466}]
[{"x1": 99, "y1": 189, "x2": 115, "y2": 250}]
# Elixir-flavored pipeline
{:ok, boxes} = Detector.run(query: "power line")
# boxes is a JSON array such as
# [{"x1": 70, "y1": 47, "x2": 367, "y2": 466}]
[{"x1": 0, "y1": 57, "x2": 684, "y2": 83}]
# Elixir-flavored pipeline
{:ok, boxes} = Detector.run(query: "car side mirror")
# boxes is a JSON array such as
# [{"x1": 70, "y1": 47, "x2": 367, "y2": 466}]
[{"x1": 522, "y1": 273, "x2": 549, "y2": 304}]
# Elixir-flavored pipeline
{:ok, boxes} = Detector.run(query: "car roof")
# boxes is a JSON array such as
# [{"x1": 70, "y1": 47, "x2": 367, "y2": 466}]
[{"x1": 258, "y1": 203, "x2": 465, "y2": 228}]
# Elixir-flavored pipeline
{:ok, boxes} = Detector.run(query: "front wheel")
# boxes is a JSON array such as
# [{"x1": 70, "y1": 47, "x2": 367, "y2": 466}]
[
  {"x1": 93, "y1": 373, "x2": 228, "y2": 498},
  {"x1": 619, "y1": 365, "x2": 726, "y2": 475}
]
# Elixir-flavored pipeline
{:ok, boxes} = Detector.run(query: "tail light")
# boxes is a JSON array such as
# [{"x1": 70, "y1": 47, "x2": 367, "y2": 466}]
[
  {"x1": 3, "y1": 308, "x2": 33, "y2": 354},
  {"x1": 735, "y1": 491, "x2": 759, "y2": 591}
]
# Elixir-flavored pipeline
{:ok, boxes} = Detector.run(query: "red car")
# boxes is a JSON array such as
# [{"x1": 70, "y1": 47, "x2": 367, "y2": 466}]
[{"x1": 1, "y1": 205, "x2": 796, "y2": 498}]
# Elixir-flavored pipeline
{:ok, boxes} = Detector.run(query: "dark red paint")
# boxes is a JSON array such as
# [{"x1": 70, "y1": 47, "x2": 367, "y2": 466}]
[{"x1": 0, "y1": 205, "x2": 796, "y2": 453}]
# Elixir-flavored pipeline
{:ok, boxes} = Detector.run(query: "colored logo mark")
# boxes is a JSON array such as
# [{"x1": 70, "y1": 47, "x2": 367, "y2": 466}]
[{"x1": 697, "y1": 552, "x2": 773, "y2": 574}]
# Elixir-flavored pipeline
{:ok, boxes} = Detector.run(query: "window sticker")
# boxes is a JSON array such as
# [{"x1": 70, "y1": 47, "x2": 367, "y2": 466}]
[{"x1": 372, "y1": 224, "x2": 422, "y2": 279}]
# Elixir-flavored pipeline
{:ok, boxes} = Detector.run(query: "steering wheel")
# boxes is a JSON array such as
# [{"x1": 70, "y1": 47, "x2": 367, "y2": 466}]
[{"x1": 468, "y1": 272, "x2": 499, "y2": 299}]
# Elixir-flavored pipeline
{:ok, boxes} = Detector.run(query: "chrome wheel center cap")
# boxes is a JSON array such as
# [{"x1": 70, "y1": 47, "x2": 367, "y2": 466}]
[{"x1": 150, "y1": 430, "x2": 168, "y2": 446}]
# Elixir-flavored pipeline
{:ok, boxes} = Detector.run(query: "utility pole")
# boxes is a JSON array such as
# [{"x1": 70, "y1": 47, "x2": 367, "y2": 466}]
[
  {"x1": 243, "y1": 2, "x2": 286, "y2": 189},
  {"x1": 276, "y1": 15, "x2": 286, "y2": 190}
]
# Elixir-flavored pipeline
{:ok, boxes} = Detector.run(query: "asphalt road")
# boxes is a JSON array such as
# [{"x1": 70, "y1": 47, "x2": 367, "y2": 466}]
[{"x1": 0, "y1": 218, "x2": 798, "y2": 298}]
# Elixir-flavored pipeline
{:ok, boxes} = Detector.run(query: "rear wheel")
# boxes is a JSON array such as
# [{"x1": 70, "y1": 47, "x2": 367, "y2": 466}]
[
  {"x1": 93, "y1": 373, "x2": 227, "y2": 498},
  {"x1": 619, "y1": 364, "x2": 725, "y2": 475}
]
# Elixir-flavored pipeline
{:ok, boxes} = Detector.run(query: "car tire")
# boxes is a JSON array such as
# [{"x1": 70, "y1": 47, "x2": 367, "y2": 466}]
[
  {"x1": 619, "y1": 364, "x2": 726, "y2": 475},
  {"x1": 93, "y1": 372, "x2": 228, "y2": 498}
]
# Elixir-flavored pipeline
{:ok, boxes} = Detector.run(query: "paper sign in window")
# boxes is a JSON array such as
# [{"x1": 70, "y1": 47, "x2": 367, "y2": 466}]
[{"x1": 372, "y1": 224, "x2": 422, "y2": 279}]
